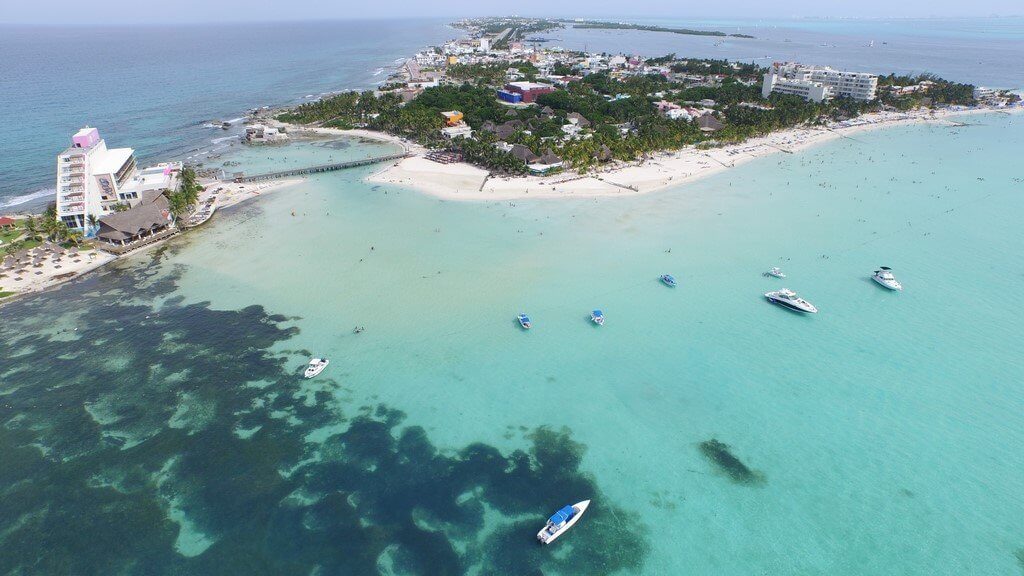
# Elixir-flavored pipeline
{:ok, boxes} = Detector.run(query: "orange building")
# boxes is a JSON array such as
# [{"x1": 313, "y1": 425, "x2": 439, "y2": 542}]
[{"x1": 441, "y1": 110, "x2": 464, "y2": 126}]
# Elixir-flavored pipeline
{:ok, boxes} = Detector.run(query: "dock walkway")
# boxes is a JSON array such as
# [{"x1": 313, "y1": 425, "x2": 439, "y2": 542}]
[{"x1": 235, "y1": 153, "x2": 410, "y2": 183}]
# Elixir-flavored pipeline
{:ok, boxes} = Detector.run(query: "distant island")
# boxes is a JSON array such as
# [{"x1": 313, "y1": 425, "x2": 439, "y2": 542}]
[
  {"x1": 450, "y1": 17, "x2": 755, "y2": 45},
  {"x1": 569, "y1": 20, "x2": 756, "y2": 39}
]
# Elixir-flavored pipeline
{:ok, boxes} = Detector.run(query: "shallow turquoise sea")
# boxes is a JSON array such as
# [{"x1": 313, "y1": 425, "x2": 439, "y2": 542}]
[{"x1": 3, "y1": 113, "x2": 1022, "y2": 574}]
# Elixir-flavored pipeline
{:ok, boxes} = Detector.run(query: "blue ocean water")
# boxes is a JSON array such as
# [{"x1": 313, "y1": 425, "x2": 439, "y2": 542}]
[
  {"x1": 3, "y1": 16, "x2": 1024, "y2": 576},
  {"x1": 0, "y1": 19, "x2": 459, "y2": 209},
  {"x1": 552, "y1": 17, "x2": 1024, "y2": 88},
  {"x1": 2, "y1": 17, "x2": 1024, "y2": 210}
]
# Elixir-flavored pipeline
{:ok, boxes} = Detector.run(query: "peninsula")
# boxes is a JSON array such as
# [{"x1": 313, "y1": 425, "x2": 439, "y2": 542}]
[{"x1": 272, "y1": 16, "x2": 1019, "y2": 199}]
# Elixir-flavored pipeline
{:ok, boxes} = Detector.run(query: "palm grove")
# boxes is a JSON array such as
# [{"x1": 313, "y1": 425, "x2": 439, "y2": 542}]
[{"x1": 278, "y1": 56, "x2": 979, "y2": 176}]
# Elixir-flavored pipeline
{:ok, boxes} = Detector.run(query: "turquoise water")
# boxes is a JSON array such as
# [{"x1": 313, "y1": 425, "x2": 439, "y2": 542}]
[{"x1": 3, "y1": 113, "x2": 1022, "y2": 573}]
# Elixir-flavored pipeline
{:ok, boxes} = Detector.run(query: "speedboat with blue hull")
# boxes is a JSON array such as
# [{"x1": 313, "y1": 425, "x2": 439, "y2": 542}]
[
  {"x1": 518, "y1": 313, "x2": 532, "y2": 329},
  {"x1": 591, "y1": 310, "x2": 605, "y2": 325},
  {"x1": 660, "y1": 274, "x2": 677, "y2": 287},
  {"x1": 765, "y1": 289, "x2": 818, "y2": 313},
  {"x1": 537, "y1": 500, "x2": 591, "y2": 544}
]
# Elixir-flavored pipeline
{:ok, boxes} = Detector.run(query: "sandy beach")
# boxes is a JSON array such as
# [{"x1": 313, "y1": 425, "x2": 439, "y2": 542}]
[
  {"x1": 366, "y1": 106, "x2": 1020, "y2": 201},
  {"x1": 1, "y1": 244, "x2": 116, "y2": 299}
]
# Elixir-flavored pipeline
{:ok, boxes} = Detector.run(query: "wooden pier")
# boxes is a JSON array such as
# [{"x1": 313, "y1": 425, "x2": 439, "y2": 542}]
[{"x1": 234, "y1": 153, "x2": 409, "y2": 183}]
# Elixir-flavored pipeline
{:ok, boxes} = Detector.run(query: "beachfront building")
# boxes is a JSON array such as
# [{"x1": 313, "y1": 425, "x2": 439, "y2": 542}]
[
  {"x1": 527, "y1": 150, "x2": 564, "y2": 175},
  {"x1": 95, "y1": 190, "x2": 173, "y2": 247},
  {"x1": 762, "y1": 62, "x2": 878, "y2": 103},
  {"x1": 55, "y1": 127, "x2": 180, "y2": 233},
  {"x1": 244, "y1": 124, "x2": 288, "y2": 144}
]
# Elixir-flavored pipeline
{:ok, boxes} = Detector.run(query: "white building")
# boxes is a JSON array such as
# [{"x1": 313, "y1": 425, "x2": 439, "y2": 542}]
[
  {"x1": 441, "y1": 124, "x2": 474, "y2": 139},
  {"x1": 665, "y1": 108, "x2": 693, "y2": 121},
  {"x1": 245, "y1": 124, "x2": 288, "y2": 144},
  {"x1": 762, "y1": 62, "x2": 878, "y2": 103},
  {"x1": 55, "y1": 127, "x2": 180, "y2": 232}
]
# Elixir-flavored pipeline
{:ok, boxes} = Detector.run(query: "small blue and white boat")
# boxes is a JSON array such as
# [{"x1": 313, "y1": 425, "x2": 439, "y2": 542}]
[
  {"x1": 660, "y1": 274, "x2": 677, "y2": 287},
  {"x1": 591, "y1": 309, "x2": 605, "y2": 325},
  {"x1": 518, "y1": 313, "x2": 532, "y2": 329},
  {"x1": 537, "y1": 500, "x2": 591, "y2": 544}
]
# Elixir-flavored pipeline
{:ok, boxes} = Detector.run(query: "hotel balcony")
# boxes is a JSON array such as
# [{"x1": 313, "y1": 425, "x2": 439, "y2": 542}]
[{"x1": 59, "y1": 202, "x2": 85, "y2": 213}]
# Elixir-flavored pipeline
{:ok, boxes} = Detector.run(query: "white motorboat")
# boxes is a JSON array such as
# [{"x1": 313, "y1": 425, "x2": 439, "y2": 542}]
[
  {"x1": 765, "y1": 289, "x2": 818, "y2": 313},
  {"x1": 763, "y1": 267, "x2": 786, "y2": 279},
  {"x1": 872, "y1": 267, "x2": 902, "y2": 291},
  {"x1": 591, "y1": 309, "x2": 605, "y2": 326},
  {"x1": 537, "y1": 500, "x2": 591, "y2": 544},
  {"x1": 304, "y1": 358, "x2": 329, "y2": 378}
]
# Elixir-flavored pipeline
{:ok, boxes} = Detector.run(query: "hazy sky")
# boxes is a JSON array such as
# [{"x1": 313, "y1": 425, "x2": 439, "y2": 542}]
[{"x1": 1, "y1": 0, "x2": 1019, "y2": 24}]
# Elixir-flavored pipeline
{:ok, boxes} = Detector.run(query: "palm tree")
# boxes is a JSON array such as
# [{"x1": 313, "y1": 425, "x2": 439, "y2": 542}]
[
  {"x1": 23, "y1": 216, "x2": 39, "y2": 241},
  {"x1": 167, "y1": 192, "x2": 189, "y2": 221},
  {"x1": 66, "y1": 230, "x2": 84, "y2": 247},
  {"x1": 86, "y1": 214, "x2": 98, "y2": 229},
  {"x1": 49, "y1": 221, "x2": 70, "y2": 244}
]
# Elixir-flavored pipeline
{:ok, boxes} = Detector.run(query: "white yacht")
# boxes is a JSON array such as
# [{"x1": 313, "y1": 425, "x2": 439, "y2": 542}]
[
  {"x1": 872, "y1": 267, "x2": 902, "y2": 291},
  {"x1": 537, "y1": 500, "x2": 591, "y2": 544},
  {"x1": 763, "y1": 267, "x2": 786, "y2": 279},
  {"x1": 765, "y1": 289, "x2": 818, "y2": 313},
  {"x1": 304, "y1": 358, "x2": 329, "y2": 378}
]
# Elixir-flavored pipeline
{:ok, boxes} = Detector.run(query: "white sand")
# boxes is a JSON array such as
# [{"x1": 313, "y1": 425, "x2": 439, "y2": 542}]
[
  {"x1": 367, "y1": 106, "x2": 1019, "y2": 201},
  {"x1": 208, "y1": 177, "x2": 304, "y2": 210},
  {"x1": 1, "y1": 248, "x2": 116, "y2": 297}
]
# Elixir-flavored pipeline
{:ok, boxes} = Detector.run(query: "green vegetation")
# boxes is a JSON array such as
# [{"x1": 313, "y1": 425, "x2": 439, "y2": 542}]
[
  {"x1": 278, "y1": 90, "x2": 402, "y2": 128},
  {"x1": 571, "y1": 20, "x2": 756, "y2": 39},
  {"x1": 876, "y1": 73, "x2": 977, "y2": 110},
  {"x1": 167, "y1": 166, "x2": 201, "y2": 219},
  {"x1": 278, "y1": 53, "x2": 983, "y2": 177},
  {"x1": 447, "y1": 61, "x2": 539, "y2": 86}
]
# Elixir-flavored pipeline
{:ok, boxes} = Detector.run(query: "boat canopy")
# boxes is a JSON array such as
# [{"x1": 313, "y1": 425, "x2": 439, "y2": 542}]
[
  {"x1": 593, "y1": 310, "x2": 603, "y2": 315},
  {"x1": 549, "y1": 505, "x2": 575, "y2": 526}
]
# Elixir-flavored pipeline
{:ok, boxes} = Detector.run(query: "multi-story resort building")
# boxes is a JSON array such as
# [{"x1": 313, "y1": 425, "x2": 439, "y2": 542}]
[
  {"x1": 762, "y1": 62, "x2": 878, "y2": 103},
  {"x1": 55, "y1": 127, "x2": 180, "y2": 232}
]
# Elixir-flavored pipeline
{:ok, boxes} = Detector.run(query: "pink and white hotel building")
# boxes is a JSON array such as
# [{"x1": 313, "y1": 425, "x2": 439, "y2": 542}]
[{"x1": 56, "y1": 127, "x2": 181, "y2": 232}]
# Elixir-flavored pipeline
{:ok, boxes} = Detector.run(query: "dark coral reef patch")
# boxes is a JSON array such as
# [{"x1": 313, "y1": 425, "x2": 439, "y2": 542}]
[
  {"x1": 0, "y1": 260, "x2": 648, "y2": 575},
  {"x1": 698, "y1": 439, "x2": 765, "y2": 486}
]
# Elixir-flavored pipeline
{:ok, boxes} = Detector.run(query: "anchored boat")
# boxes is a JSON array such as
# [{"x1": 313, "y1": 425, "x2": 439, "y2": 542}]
[
  {"x1": 591, "y1": 309, "x2": 605, "y2": 326},
  {"x1": 537, "y1": 500, "x2": 591, "y2": 544},
  {"x1": 304, "y1": 358, "x2": 329, "y2": 378},
  {"x1": 872, "y1": 266, "x2": 902, "y2": 291},
  {"x1": 518, "y1": 313, "x2": 532, "y2": 329},
  {"x1": 765, "y1": 289, "x2": 818, "y2": 313},
  {"x1": 660, "y1": 274, "x2": 677, "y2": 287}
]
